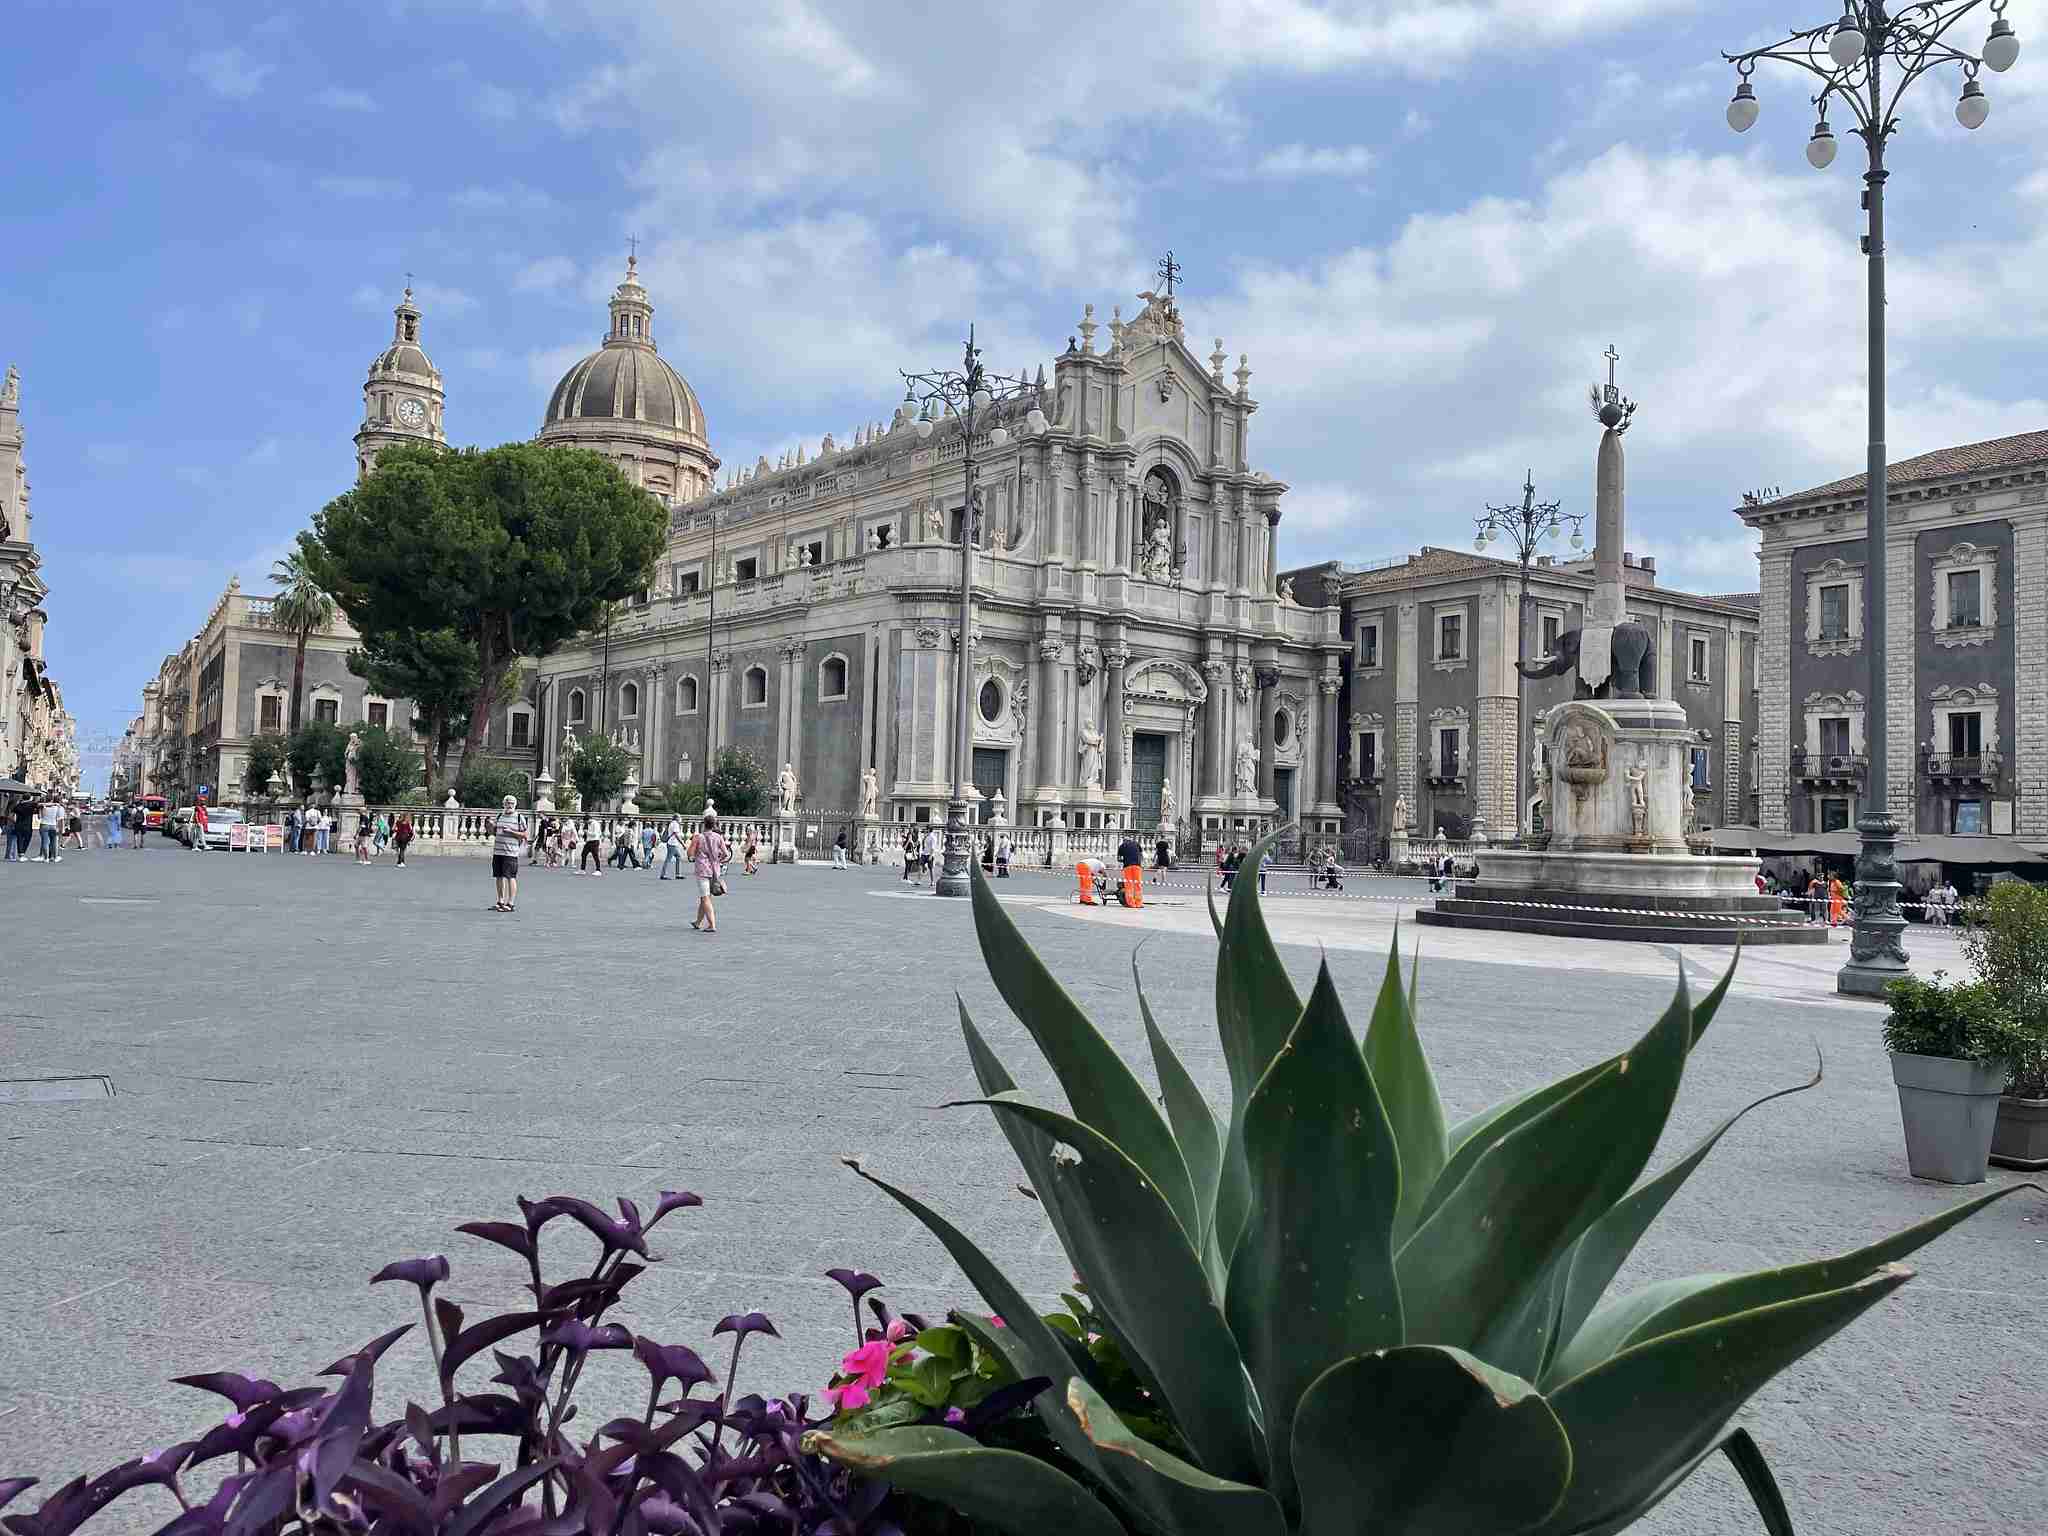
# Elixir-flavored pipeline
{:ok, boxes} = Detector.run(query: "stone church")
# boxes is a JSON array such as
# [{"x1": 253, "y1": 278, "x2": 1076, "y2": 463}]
[{"x1": 351, "y1": 257, "x2": 1345, "y2": 837}]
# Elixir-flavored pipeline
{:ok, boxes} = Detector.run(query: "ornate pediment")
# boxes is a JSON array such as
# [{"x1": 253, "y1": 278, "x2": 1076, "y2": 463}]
[{"x1": 1123, "y1": 656, "x2": 1208, "y2": 707}]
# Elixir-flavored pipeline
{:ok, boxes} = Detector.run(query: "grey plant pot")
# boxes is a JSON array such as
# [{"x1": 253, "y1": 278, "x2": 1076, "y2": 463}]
[
  {"x1": 1890, "y1": 1052, "x2": 2008, "y2": 1185},
  {"x1": 1990, "y1": 1095, "x2": 2048, "y2": 1171}
]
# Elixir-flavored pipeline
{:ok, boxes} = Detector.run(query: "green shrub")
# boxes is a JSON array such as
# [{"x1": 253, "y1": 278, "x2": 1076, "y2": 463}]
[
  {"x1": 286, "y1": 721, "x2": 349, "y2": 796},
  {"x1": 352, "y1": 725, "x2": 423, "y2": 805},
  {"x1": 242, "y1": 733, "x2": 290, "y2": 799},
  {"x1": 454, "y1": 760, "x2": 527, "y2": 808},
  {"x1": 706, "y1": 745, "x2": 765, "y2": 816},
  {"x1": 565, "y1": 734, "x2": 634, "y2": 808},
  {"x1": 810, "y1": 834, "x2": 2036, "y2": 1536},
  {"x1": 1958, "y1": 883, "x2": 2048, "y2": 1096},
  {"x1": 1881, "y1": 972, "x2": 2008, "y2": 1063}
]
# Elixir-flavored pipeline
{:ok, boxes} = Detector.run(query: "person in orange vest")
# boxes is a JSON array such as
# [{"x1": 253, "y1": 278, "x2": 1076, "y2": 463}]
[{"x1": 1116, "y1": 834, "x2": 1144, "y2": 908}]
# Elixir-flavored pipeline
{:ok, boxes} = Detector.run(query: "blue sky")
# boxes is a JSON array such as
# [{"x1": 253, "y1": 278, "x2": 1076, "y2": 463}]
[{"x1": 6, "y1": 0, "x2": 2045, "y2": 787}]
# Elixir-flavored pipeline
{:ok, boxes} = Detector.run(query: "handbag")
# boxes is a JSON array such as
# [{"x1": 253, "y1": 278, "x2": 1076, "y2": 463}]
[{"x1": 710, "y1": 871, "x2": 728, "y2": 897}]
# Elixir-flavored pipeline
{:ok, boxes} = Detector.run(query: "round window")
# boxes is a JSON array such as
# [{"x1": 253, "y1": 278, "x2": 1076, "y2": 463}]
[
  {"x1": 1273, "y1": 709, "x2": 1292, "y2": 747},
  {"x1": 979, "y1": 679, "x2": 1004, "y2": 723}
]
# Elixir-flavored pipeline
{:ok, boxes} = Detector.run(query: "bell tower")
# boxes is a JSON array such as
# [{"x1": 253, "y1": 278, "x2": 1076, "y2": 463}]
[{"x1": 354, "y1": 285, "x2": 446, "y2": 480}]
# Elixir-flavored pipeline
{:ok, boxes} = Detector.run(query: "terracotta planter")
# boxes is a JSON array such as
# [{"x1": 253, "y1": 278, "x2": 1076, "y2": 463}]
[
  {"x1": 1990, "y1": 1094, "x2": 2048, "y2": 1171},
  {"x1": 1889, "y1": 1052, "x2": 2007, "y2": 1185}
]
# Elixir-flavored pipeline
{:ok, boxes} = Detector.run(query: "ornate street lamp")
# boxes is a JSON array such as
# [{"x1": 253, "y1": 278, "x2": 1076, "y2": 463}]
[
  {"x1": 1720, "y1": 0, "x2": 2018, "y2": 998},
  {"x1": 1474, "y1": 474, "x2": 1584, "y2": 842},
  {"x1": 899, "y1": 328, "x2": 1048, "y2": 898}
]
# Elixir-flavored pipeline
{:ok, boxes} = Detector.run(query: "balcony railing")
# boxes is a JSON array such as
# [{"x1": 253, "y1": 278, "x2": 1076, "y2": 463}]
[
  {"x1": 1790, "y1": 750, "x2": 1866, "y2": 784},
  {"x1": 1925, "y1": 751, "x2": 2002, "y2": 781}
]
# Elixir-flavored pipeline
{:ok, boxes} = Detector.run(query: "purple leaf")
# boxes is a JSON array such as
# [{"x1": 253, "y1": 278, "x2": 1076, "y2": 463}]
[
  {"x1": 456, "y1": 1221, "x2": 537, "y2": 1265},
  {"x1": 711, "y1": 1312, "x2": 779, "y2": 1342},
  {"x1": 442, "y1": 1460, "x2": 558, "y2": 1536},
  {"x1": 636, "y1": 1494, "x2": 693, "y2": 1535},
  {"x1": 403, "y1": 1403, "x2": 438, "y2": 1465},
  {"x1": 335, "y1": 1461, "x2": 434, "y2": 1536},
  {"x1": 824, "y1": 1269, "x2": 882, "y2": 1303},
  {"x1": 145, "y1": 1473, "x2": 246, "y2": 1536},
  {"x1": 317, "y1": 1322, "x2": 415, "y2": 1377},
  {"x1": 541, "y1": 1320, "x2": 632, "y2": 1353},
  {"x1": 222, "y1": 1462, "x2": 295, "y2": 1536},
  {"x1": 632, "y1": 1338, "x2": 714, "y2": 1395},
  {"x1": 426, "y1": 1463, "x2": 497, "y2": 1522},
  {"x1": 0, "y1": 1483, "x2": 35, "y2": 1517},
  {"x1": 168, "y1": 1373, "x2": 284, "y2": 1411},
  {"x1": 315, "y1": 1351, "x2": 376, "y2": 1439},
  {"x1": 440, "y1": 1311, "x2": 549, "y2": 1393},
  {"x1": 615, "y1": 1196, "x2": 643, "y2": 1232},
  {"x1": 371, "y1": 1256, "x2": 450, "y2": 1292},
  {"x1": 647, "y1": 1192, "x2": 701, "y2": 1228},
  {"x1": 519, "y1": 1196, "x2": 649, "y2": 1257},
  {"x1": 434, "y1": 1297, "x2": 466, "y2": 1353}
]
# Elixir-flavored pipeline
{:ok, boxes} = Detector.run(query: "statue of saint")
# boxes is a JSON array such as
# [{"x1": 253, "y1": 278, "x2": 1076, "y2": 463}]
[
  {"x1": 344, "y1": 730, "x2": 362, "y2": 797},
  {"x1": 1141, "y1": 515, "x2": 1174, "y2": 580},
  {"x1": 777, "y1": 762, "x2": 799, "y2": 815},
  {"x1": 1234, "y1": 740, "x2": 1259, "y2": 797},
  {"x1": 1078, "y1": 721, "x2": 1104, "y2": 787},
  {"x1": 1158, "y1": 772, "x2": 1176, "y2": 827},
  {"x1": 860, "y1": 766, "x2": 880, "y2": 817},
  {"x1": 922, "y1": 501, "x2": 946, "y2": 543},
  {"x1": 561, "y1": 726, "x2": 579, "y2": 760},
  {"x1": 1277, "y1": 576, "x2": 1295, "y2": 605},
  {"x1": 1391, "y1": 794, "x2": 1409, "y2": 835}
]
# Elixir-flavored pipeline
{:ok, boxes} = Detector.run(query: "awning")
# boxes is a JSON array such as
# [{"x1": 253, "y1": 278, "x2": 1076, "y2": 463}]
[
  {"x1": 0, "y1": 778, "x2": 31, "y2": 794},
  {"x1": 1710, "y1": 827, "x2": 2046, "y2": 866}
]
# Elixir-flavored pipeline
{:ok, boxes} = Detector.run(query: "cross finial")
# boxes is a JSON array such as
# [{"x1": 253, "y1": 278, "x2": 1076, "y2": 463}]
[
  {"x1": 627, "y1": 235, "x2": 640, "y2": 261},
  {"x1": 404, "y1": 271, "x2": 414, "y2": 298},
  {"x1": 1156, "y1": 250, "x2": 1182, "y2": 302},
  {"x1": 1603, "y1": 343, "x2": 1620, "y2": 389}
]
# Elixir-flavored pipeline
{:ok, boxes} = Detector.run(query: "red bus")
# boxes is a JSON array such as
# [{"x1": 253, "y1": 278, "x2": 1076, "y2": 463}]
[{"x1": 137, "y1": 794, "x2": 169, "y2": 830}]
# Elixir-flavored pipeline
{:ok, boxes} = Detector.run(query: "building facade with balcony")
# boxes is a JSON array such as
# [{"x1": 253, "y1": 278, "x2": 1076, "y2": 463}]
[
  {"x1": 1737, "y1": 428, "x2": 2047, "y2": 845},
  {"x1": 523, "y1": 278, "x2": 1344, "y2": 834},
  {"x1": 1290, "y1": 547, "x2": 1759, "y2": 848}
]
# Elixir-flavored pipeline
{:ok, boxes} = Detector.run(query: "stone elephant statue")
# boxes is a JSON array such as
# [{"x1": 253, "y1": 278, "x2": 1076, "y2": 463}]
[{"x1": 1516, "y1": 620, "x2": 1656, "y2": 700}]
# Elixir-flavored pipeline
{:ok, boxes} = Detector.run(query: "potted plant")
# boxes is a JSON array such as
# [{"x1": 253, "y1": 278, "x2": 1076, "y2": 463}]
[
  {"x1": 1958, "y1": 882, "x2": 2048, "y2": 1170},
  {"x1": 1883, "y1": 972, "x2": 2013, "y2": 1183}
]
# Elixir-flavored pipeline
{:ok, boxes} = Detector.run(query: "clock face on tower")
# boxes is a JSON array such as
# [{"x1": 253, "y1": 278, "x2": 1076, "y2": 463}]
[{"x1": 397, "y1": 398, "x2": 426, "y2": 429}]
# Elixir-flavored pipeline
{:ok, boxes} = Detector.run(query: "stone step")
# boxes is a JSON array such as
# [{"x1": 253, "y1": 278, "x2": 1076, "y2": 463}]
[
  {"x1": 1417, "y1": 903, "x2": 1830, "y2": 946},
  {"x1": 1450, "y1": 883, "x2": 1791, "y2": 916}
]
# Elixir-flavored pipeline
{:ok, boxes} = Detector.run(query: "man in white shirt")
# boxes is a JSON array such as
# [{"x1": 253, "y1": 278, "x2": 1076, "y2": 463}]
[
  {"x1": 920, "y1": 826, "x2": 941, "y2": 887},
  {"x1": 491, "y1": 795, "x2": 528, "y2": 911},
  {"x1": 660, "y1": 815, "x2": 685, "y2": 879}
]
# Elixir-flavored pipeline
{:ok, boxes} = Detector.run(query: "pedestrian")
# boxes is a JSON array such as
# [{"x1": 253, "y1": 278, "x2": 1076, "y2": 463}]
[
  {"x1": 659, "y1": 814, "x2": 685, "y2": 879},
  {"x1": 393, "y1": 811, "x2": 413, "y2": 867},
  {"x1": 981, "y1": 832, "x2": 996, "y2": 873},
  {"x1": 1219, "y1": 845, "x2": 1237, "y2": 891},
  {"x1": 579, "y1": 816, "x2": 603, "y2": 875},
  {"x1": 743, "y1": 830, "x2": 760, "y2": 875},
  {"x1": 6, "y1": 796, "x2": 29, "y2": 860},
  {"x1": 1259, "y1": 845, "x2": 1274, "y2": 895},
  {"x1": 833, "y1": 827, "x2": 849, "y2": 869},
  {"x1": 131, "y1": 803, "x2": 147, "y2": 850},
  {"x1": 62, "y1": 807, "x2": 84, "y2": 850},
  {"x1": 375, "y1": 812, "x2": 390, "y2": 856},
  {"x1": 920, "y1": 825, "x2": 941, "y2": 886},
  {"x1": 1828, "y1": 873, "x2": 1849, "y2": 927},
  {"x1": 608, "y1": 826, "x2": 632, "y2": 870},
  {"x1": 283, "y1": 805, "x2": 299, "y2": 853},
  {"x1": 687, "y1": 812, "x2": 730, "y2": 934},
  {"x1": 490, "y1": 794, "x2": 527, "y2": 913},
  {"x1": 107, "y1": 804, "x2": 124, "y2": 851},
  {"x1": 1151, "y1": 836, "x2": 1171, "y2": 885},
  {"x1": 190, "y1": 797, "x2": 209, "y2": 852},
  {"x1": 314, "y1": 806, "x2": 331, "y2": 856},
  {"x1": 899, "y1": 828, "x2": 917, "y2": 882},
  {"x1": 995, "y1": 831, "x2": 1011, "y2": 878},
  {"x1": 355, "y1": 810, "x2": 375, "y2": 863},
  {"x1": 36, "y1": 798, "x2": 61, "y2": 862},
  {"x1": 640, "y1": 821, "x2": 658, "y2": 872}
]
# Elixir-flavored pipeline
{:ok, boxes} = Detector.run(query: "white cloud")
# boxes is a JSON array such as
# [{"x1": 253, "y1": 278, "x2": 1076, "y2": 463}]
[
  {"x1": 317, "y1": 175, "x2": 411, "y2": 199},
  {"x1": 453, "y1": 182, "x2": 559, "y2": 215},
  {"x1": 189, "y1": 47, "x2": 270, "y2": 99},
  {"x1": 512, "y1": 255, "x2": 578, "y2": 293},
  {"x1": 1251, "y1": 144, "x2": 1376, "y2": 180},
  {"x1": 311, "y1": 85, "x2": 376, "y2": 111}
]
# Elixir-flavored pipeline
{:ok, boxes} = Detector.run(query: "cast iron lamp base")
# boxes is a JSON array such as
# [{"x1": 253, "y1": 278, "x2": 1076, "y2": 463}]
[{"x1": 1837, "y1": 809, "x2": 1912, "y2": 998}]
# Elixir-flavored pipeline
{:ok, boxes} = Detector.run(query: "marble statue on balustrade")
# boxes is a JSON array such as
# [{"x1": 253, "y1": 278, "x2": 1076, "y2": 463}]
[
  {"x1": 1391, "y1": 794, "x2": 1409, "y2": 835},
  {"x1": 561, "y1": 726, "x2": 579, "y2": 760},
  {"x1": 860, "y1": 766, "x2": 879, "y2": 817},
  {"x1": 777, "y1": 762, "x2": 799, "y2": 815},
  {"x1": 922, "y1": 502, "x2": 946, "y2": 544},
  {"x1": 1233, "y1": 740, "x2": 1259, "y2": 797},
  {"x1": 1158, "y1": 773, "x2": 1176, "y2": 828},
  {"x1": 1077, "y1": 720, "x2": 1104, "y2": 787},
  {"x1": 343, "y1": 730, "x2": 362, "y2": 799},
  {"x1": 1140, "y1": 515, "x2": 1174, "y2": 581},
  {"x1": 1277, "y1": 576, "x2": 1295, "y2": 605}
]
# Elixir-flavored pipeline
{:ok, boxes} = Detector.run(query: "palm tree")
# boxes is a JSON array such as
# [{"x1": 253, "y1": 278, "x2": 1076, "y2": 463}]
[{"x1": 268, "y1": 550, "x2": 336, "y2": 735}]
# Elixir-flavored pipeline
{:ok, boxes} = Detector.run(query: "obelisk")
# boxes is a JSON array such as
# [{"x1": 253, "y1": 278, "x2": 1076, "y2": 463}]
[{"x1": 1578, "y1": 343, "x2": 1636, "y2": 693}]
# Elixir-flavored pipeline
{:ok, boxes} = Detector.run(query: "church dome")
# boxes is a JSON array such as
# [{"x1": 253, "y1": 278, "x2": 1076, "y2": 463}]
[{"x1": 539, "y1": 255, "x2": 709, "y2": 445}]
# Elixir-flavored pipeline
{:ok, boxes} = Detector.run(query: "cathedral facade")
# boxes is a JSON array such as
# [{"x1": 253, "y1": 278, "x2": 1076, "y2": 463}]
[{"x1": 355, "y1": 260, "x2": 1346, "y2": 836}]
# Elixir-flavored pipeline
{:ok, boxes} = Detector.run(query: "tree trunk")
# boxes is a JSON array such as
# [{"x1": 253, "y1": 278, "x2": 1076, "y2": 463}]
[
  {"x1": 460, "y1": 624, "x2": 500, "y2": 771},
  {"x1": 423, "y1": 704, "x2": 446, "y2": 789},
  {"x1": 289, "y1": 631, "x2": 308, "y2": 734}
]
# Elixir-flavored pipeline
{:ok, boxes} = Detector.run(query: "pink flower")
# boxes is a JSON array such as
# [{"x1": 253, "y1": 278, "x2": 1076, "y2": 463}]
[
  {"x1": 822, "y1": 1380, "x2": 871, "y2": 1413},
  {"x1": 884, "y1": 1318, "x2": 913, "y2": 1344},
  {"x1": 841, "y1": 1340, "x2": 892, "y2": 1390},
  {"x1": 990, "y1": 1316, "x2": 1006, "y2": 1329}
]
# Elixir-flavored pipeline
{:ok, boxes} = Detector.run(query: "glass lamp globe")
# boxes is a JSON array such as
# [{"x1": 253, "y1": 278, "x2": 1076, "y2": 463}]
[
  {"x1": 915, "y1": 417, "x2": 934, "y2": 441},
  {"x1": 1025, "y1": 407, "x2": 1048, "y2": 435},
  {"x1": 1474, "y1": 534, "x2": 1488, "y2": 552},
  {"x1": 988, "y1": 427, "x2": 1009, "y2": 447},
  {"x1": 1984, "y1": 18, "x2": 2019, "y2": 72},
  {"x1": 1544, "y1": 521, "x2": 1560, "y2": 541},
  {"x1": 1726, "y1": 81, "x2": 1759, "y2": 132},
  {"x1": 1828, "y1": 20, "x2": 1866, "y2": 69},
  {"x1": 970, "y1": 387, "x2": 992, "y2": 411},
  {"x1": 1956, "y1": 77, "x2": 1990, "y2": 129},
  {"x1": 1570, "y1": 530, "x2": 1585, "y2": 550},
  {"x1": 1806, "y1": 119, "x2": 1838, "y2": 167}
]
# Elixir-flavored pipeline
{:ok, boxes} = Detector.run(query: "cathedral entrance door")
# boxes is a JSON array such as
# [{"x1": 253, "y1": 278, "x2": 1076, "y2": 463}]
[
  {"x1": 1131, "y1": 733, "x2": 1168, "y2": 830},
  {"x1": 1273, "y1": 766, "x2": 1296, "y2": 824},
  {"x1": 972, "y1": 747, "x2": 1008, "y2": 824}
]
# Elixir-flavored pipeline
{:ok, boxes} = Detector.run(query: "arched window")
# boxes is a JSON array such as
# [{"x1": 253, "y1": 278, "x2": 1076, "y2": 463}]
[
  {"x1": 568, "y1": 689, "x2": 586, "y2": 725},
  {"x1": 744, "y1": 666, "x2": 768, "y2": 707},
  {"x1": 979, "y1": 679, "x2": 1003, "y2": 724},
  {"x1": 819, "y1": 654, "x2": 848, "y2": 701},
  {"x1": 621, "y1": 681, "x2": 640, "y2": 718},
  {"x1": 677, "y1": 675, "x2": 699, "y2": 714}
]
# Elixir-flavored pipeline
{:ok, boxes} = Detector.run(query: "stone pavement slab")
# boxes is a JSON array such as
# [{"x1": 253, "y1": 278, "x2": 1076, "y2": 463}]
[{"x1": 0, "y1": 847, "x2": 2041, "y2": 1535}]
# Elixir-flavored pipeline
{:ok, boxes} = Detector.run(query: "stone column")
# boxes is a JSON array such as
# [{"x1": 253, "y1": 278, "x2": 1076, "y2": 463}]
[
  {"x1": 1255, "y1": 666, "x2": 1279, "y2": 803},
  {"x1": 1202, "y1": 659, "x2": 1229, "y2": 798},
  {"x1": 708, "y1": 651, "x2": 730, "y2": 767},
  {"x1": 649, "y1": 661, "x2": 667, "y2": 782},
  {"x1": 1884, "y1": 532, "x2": 1916, "y2": 830},
  {"x1": 1103, "y1": 645, "x2": 1130, "y2": 798},
  {"x1": 1395, "y1": 599, "x2": 1420, "y2": 831},
  {"x1": 1035, "y1": 635, "x2": 1063, "y2": 794},
  {"x1": 1319, "y1": 672, "x2": 1341, "y2": 814},
  {"x1": 1756, "y1": 546, "x2": 1792, "y2": 832},
  {"x1": 2015, "y1": 516, "x2": 2048, "y2": 837}
]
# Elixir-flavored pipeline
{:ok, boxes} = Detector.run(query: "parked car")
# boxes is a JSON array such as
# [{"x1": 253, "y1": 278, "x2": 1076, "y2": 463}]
[{"x1": 199, "y1": 807, "x2": 247, "y2": 851}]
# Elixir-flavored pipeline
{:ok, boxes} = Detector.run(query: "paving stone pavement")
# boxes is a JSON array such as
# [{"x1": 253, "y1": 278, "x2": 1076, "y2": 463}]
[{"x1": 0, "y1": 847, "x2": 2041, "y2": 1534}]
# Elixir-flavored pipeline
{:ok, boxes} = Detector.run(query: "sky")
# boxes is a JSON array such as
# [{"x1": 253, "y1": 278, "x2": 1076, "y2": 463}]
[{"x1": 6, "y1": 0, "x2": 2046, "y2": 790}]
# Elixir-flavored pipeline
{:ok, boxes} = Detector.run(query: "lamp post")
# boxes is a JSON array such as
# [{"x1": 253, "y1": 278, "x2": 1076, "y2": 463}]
[
  {"x1": 1721, "y1": 1, "x2": 2017, "y2": 996},
  {"x1": 899, "y1": 327, "x2": 1048, "y2": 898},
  {"x1": 1473, "y1": 473, "x2": 1584, "y2": 841}
]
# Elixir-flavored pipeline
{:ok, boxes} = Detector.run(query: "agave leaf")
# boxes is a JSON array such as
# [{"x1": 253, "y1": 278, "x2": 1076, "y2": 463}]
[
  {"x1": 1535, "y1": 1267, "x2": 1913, "y2": 1534},
  {"x1": 969, "y1": 863, "x2": 1200, "y2": 1244},
  {"x1": 1719, "y1": 1428, "x2": 1795, "y2": 1536},
  {"x1": 1066, "y1": 1377, "x2": 1286, "y2": 1536},
  {"x1": 1474, "y1": 1250, "x2": 1572, "y2": 1386},
  {"x1": 839, "y1": 1161, "x2": 1111, "y2": 1486},
  {"x1": 959, "y1": 1001, "x2": 1090, "y2": 1269},
  {"x1": 1135, "y1": 953, "x2": 1225, "y2": 1285},
  {"x1": 805, "y1": 1424, "x2": 1126, "y2": 1536},
  {"x1": 1291, "y1": 1346, "x2": 1571, "y2": 1536},
  {"x1": 1225, "y1": 961, "x2": 1404, "y2": 1512},
  {"x1": 1546, "y1": 1181, "x2": 2039, "y2": 1388},
  {"x1": 1543, "y1": 1053, "x2": 1825, "y2": 1384},
  {"x1": 1362, "y1": 927, "x2": 1445, "y2": 1248},
  {"x1": 1397, "y1": 973, "x2": 1693, "y2": 1351},
  {"x1": 1211, "y1": 830, "x2": 1305, "y2": 1266},
  {"x1": 1423, "y1": 955, "x2": 1735, "y2": 1233},
  {"x1": 966, "y1": 1096, "x2": 1262, "y2": 1486}
]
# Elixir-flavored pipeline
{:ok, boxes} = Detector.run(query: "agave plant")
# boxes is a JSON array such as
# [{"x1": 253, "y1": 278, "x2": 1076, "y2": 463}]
[{"x1": 810, "y1": 840, "x2": 2037, "y2": 1535}]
